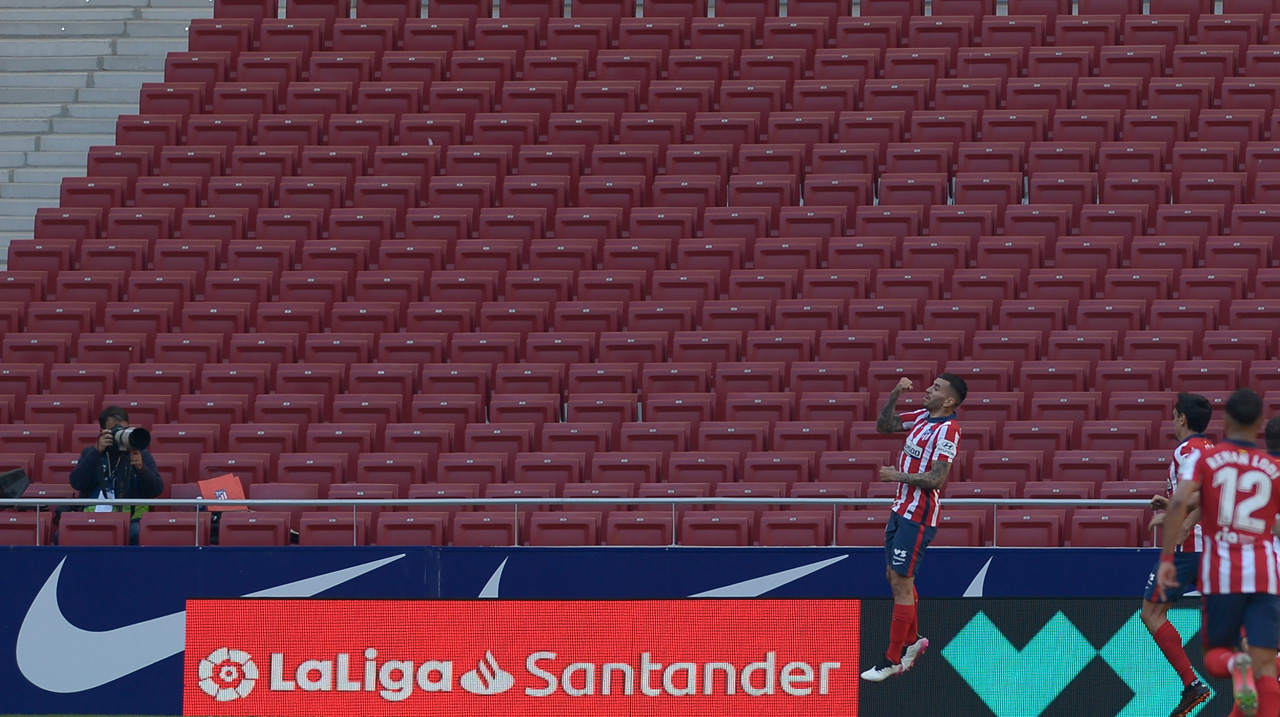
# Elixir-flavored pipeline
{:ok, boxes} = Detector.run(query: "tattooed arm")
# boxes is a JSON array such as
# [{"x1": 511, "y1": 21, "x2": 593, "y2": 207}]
[
  {"x1": 879, "y1": 462, "x2": 952, "y2": 491},
  {"x1": 876, "y1": 377, "x2": 912, "y2": 434}
]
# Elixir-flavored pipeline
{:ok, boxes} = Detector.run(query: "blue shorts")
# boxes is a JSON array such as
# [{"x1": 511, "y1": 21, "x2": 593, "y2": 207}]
[
  {"x1": 885, "y1": 512, "x2": 937, "y2": 578},
  {"x1": 1203, "y1": 592, "x2": 1280, "y2": 651},
  {"x1": 1144, "y1": 551, "x2": 1200, "y2": 603}
]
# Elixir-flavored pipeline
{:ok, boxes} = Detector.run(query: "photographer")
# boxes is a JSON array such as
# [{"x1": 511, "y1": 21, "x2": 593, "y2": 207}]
[{"x1": 67, "y1": 406, "x2": 162, "y2": 545}]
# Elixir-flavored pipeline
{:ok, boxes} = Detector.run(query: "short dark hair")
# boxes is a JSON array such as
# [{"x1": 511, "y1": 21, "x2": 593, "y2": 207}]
[
  {"x1": 1224, "y1": 389, "x2": 1263, "y2": 427},
  {"x1": 1174, "y1": 392, "x2": 1213, "y2": 434},
  {"x1": 1266, "y1": 417, "x2": 1280, "y2": 453},
  {"x1": 937, "y1": 373, "x2": 968, "y2": 406},
  {"x1": 98, "y1": 406, "x2": 129, "y2": 429}
]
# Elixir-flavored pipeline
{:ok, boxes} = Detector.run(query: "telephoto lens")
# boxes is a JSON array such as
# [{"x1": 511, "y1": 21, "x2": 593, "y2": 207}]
[{"x1": 109, "y1": 425, "x2": 151, "y2": 451}]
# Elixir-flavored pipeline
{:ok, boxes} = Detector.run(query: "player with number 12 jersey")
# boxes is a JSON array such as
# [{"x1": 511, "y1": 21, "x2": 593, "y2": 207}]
[
  {"x1": 1160, "y1": 389, "x2": 1280, "y2": 717},
  {"x1": 1187, "y1": 441, "x2": 1280, "y2": 595}
]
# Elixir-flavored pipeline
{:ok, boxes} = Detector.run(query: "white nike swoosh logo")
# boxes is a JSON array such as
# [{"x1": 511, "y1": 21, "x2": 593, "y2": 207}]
[
  {"x1": 689, "y1": 556, "x2": 848, "y2": 597},
  {"x1": 476, "y1": 555, "x2": 849, "y2": 599},
  {"x1": 16, "y1": 554, "x2": 405, "y2": 693}
]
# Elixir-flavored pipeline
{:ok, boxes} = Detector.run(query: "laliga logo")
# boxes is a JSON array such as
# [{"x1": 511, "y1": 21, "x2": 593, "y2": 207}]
[
  {"x1": 199, "y1": 648, "x2": 258, "y2": 702},
  {"x1": 460, "y1": 651, "x2": 515, "y2": 695}
]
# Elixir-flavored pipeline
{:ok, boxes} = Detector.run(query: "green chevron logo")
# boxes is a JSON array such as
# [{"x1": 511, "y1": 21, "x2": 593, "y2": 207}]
[{"x1": 942, "y1": 608, "x2": 1211, "y2": 717}]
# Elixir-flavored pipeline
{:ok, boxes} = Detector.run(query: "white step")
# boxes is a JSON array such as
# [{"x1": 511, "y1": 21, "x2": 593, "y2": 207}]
[
  {"x1": 0, "y1": 214, "x2": 38, "y2": 231},
  {"x1": 114, "y1": 37, "x2": 188, "y2": 55},
  {"x1": 2, "y1": 0, "x2": 165, "y2": 7},
  {"x1": 0, "y1": 72, "x2": 93, "y2": 88},
  {"x1": 124, "y1": 20, "x2": 194, "y2": 36},
  {"x1": 0, "y1": 183, "x2": 61, "y2": 200},
  {"x1": 91, "y1": 71, "x2": 164, "y2": 88},
  {"x1": 0, "y1": 199, "x2": 56, "y2": 217},
  {"x1": 0, "y1": 219, "x2": 38, "y2": 236},
  {"x1": 65, "y1": 105, "x2": 137, "y2": 120},
  {"x1": 0, "y1": 153, "x2": 26, "y2": 169},
  {"x1": 0, "y1": 105, "x2": 65, "y2": 120},
  {"x1": 0, "y1": 8, "x2": 139, "y2": 20},
  {"x1": 0, "y1": 88, "x2": 79, "y2": 103},
  {"x1": 24, "y1": 150, "x2": 91, "y2": 167},
  {"x1": 0, "y1": 119, "x2": 53, "y2": 134},
  {"x1": 0, "y1": 21, "x2": 129, "y2": 37},
  {"x1": 0, "y1": 56, "x2": 103, "y2": 72},
  {"x1": 1, "y1": 39, "x2": 116, "y2": 56},
  {"x1": 103, "y1": 55, "x2": 167, "y2": 71},
  {"x1": 51, "y1": 118, "x2": 122, "y2": 135},
  {"x1": 12, "y1": 167, "x2": 86, "y2": 183},
  {"x1": 150, "y1": 0, "x2": 217, "y2": 7},
  {"x1": 139, "y1": 6, "x2": 213, "y2": 18},
  {"x1": 78, "y1": 87, "x2": 143, "y2": 103},
  {"x1": 39, "y1": 134, "x2": 115, "y2": 152},
  {"x1": 0, "y1": 137, "x2": 39, "y2": 152}
]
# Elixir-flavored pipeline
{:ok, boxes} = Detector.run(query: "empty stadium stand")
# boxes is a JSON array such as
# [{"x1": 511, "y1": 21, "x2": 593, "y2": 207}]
[{"x1": 3, "y1": 0, "x2": 1278, "y2": 547}]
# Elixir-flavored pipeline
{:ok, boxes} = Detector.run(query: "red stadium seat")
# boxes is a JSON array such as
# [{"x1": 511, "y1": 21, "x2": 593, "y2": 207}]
[
  {"x1": 57, "y1": 512, "x2": 132, "y2": 547},
  {"x1": 606, "y1": 511, "x2": 675, "y2": 546},
  {"x1": 1069, "y1": 509, "x2": 1145, "y2": 548},
  {"x1": 995, "y1": 509, "x2": 1065, "y2": 547},
  {"x1": 836, "y1": 511, "x2": 889, "y2": 547}
]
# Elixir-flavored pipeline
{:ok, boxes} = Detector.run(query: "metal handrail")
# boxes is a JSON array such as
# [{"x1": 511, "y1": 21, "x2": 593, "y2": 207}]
[{"x1": 2, "y1": 496, "x2": 1158, "y2": 547}]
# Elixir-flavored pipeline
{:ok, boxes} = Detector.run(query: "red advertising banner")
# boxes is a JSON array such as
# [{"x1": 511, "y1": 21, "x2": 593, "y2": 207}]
[{"x1": 184, "y1": 599, "x2": 861, "y2": 717}]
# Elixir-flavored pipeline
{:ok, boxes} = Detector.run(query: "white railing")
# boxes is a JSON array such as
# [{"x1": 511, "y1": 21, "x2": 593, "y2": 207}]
[{"x1": 0, "y1": 497, "x2": 1157, "y2": 547}]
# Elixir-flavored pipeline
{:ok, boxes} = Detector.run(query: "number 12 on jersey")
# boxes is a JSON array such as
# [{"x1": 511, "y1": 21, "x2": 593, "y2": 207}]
[{"x1": 1212, "y1": 467, "x2": 1274, "y2": 534}]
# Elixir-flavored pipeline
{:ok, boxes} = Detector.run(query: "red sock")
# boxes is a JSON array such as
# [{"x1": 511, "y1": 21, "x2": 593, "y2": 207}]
[
  {"x1": 906, "y1": 587, "x2": 919, "y2": 641},
  {"x1": 887, "y1": 603, "x2": 915, "y2": 663},
  {"x1": 1204, "y1": 647, "x2": 1236, "y2": 679},
  {"x1": 1152, "y1": 621, "x2": 1196, "y2": 687},
  {"x1": 1258, "y1": 676, "x2": 1279, "y2": 717}
]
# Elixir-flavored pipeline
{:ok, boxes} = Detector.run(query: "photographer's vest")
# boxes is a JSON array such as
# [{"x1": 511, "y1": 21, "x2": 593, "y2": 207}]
[{"x1": 82, "y1": 451, "x2": 150, "y2": 520}]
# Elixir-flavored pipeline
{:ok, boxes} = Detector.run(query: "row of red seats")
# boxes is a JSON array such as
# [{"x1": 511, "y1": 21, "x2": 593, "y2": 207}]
[
  {"x1": 4, "y1": 286, "x2": 1279, "y2": 351},
  {"x1": 0, "y1": 405, "x2": 1260, "y2": 480},
  {"x1": 3, "y1": 284, "x2": 1279, "y2": 337},
  {"x1": 0, "y1": 371, "x2": 1232, "y2": 432},
  {"x1": 9, "y1": 250, "x2": 1280, "y2": 312},
  {"x1": 8, "y1": 441, "x2": 1187, "y2": 492},
  {"x1": 3, "y1": 325, "x2": 1275, "y2": 383},
  {"x1": 0, "y1": 412, "x2": 1240, "y2": 478},
  {"x1": 0, "y1": 370, "x2": 1270, "y2": 435},
  {"x1": 119, "y1": 104, "x2": 1280, "y2": 156},
  {"x1": 147, "y1": 61, "x2": 1280, "y2": 127},
  {"x1": 0, "y1": 504, "x2": 1154, "y2": 547},
  {"x1": 1, "y1": 306, "x2": 1277, "y2": 382},
  {"x1": 155, "y1": 48, "x2": 1280, "y2": 120},
  {"x1": 29, "y1": 203, "x2": 1280, "y2": 257},
  {"x1": 185, "y1": 12, "x2": 1280, "y2": 73},
  {"x1": 80, "y1": 140, "x2": 1280, "y2": 192},
  {"x1": 212, "y1": 0, "x2": 1276, "y2": 37},
  {"x1": 49, "y1": 181, "x2": 1280, "y2": 244},
  {"x1": 60, "y1": 174, "x2": 1280, "y2": 229},
  {"x1": 2, "y1": 321, "x2": 1279, "y2": 390},
  {"x1": 13, "y1": 454, "x2": 1178, "y2": 504},
  {"x1": 2, "y1": 327, "x2": 1277, "y2": 396}
]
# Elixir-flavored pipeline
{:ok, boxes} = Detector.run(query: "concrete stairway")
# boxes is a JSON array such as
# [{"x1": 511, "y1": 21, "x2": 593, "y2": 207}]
[{"x1": 0, "y1": 0, "x2": 212, "y2": 265}]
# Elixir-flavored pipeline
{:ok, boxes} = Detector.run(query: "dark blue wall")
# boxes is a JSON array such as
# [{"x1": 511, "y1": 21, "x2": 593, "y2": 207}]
[{"x1": 0, "y1": 546, "x2": 1161, "y2": 714}]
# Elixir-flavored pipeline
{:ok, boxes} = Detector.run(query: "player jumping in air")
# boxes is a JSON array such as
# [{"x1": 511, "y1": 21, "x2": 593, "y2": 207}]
[
  {"x1": 861, "y1": 374, "x2": 966, "y2": 682},
  {"x1": 1143, "y1": 393, "x2": 1214, "y2": 717},
  {"x1": 1159, "y1": 389, "x2": 1280, "y2": 717}
]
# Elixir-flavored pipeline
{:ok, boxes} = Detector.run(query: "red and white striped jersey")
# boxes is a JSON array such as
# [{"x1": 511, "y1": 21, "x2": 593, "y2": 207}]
[
  {"x1": 891, "y1": 409, "x2": 961, "y2": 528},
  {"x1": 1187, "y1": 440, "x2": 1280, "y2": 595},
  {"x1": 1170, "y1": 435, "x2": 1213, "y2": 553}
]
